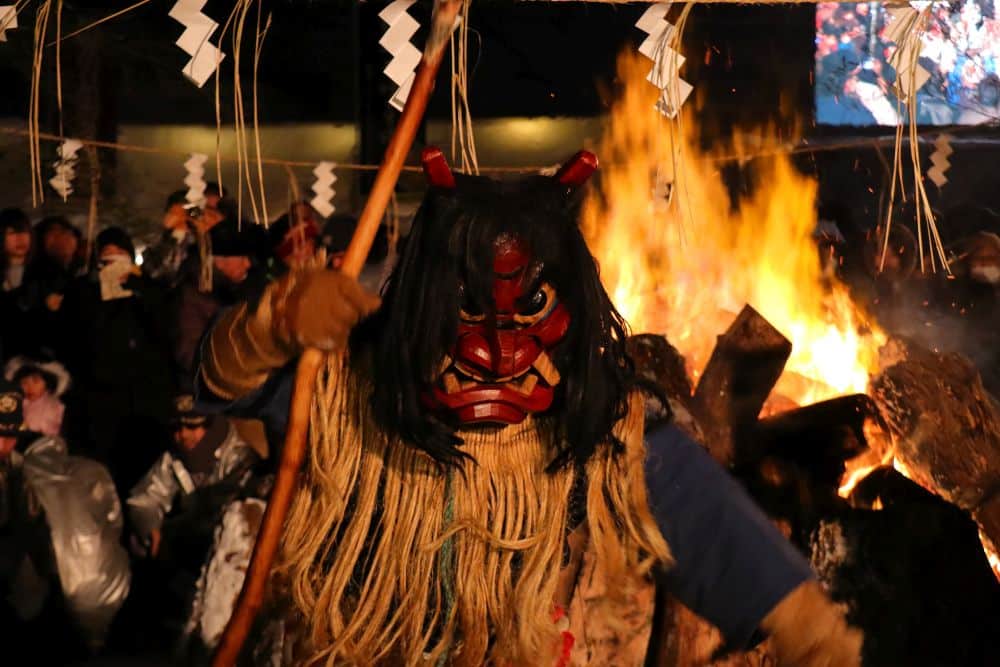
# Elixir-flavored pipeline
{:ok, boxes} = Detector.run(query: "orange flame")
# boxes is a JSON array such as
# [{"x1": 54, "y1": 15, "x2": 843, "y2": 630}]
[
  {"x1": 582, "y1": 51, "x2": 999, "y2": 581},
  {"x1": 979, "y1": 529, "x2": 1000, "y2": 581},
  {"x1": 838, "y1": 417, "x2": 894, "y2": 498},
  {"x1": 582, "y1": 52, "x2": 885, "y2": 406}
]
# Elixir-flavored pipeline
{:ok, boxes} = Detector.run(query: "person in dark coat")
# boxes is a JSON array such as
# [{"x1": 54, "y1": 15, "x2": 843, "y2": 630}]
[
  {"x1": 173, "y1": 217, "x2": 265, "y2": 389},
  {"x1": 0, "y1": 208, "x2": 44, "y2": 362},
  {"x1": 60, "y1": 226, "x2": 176, "y2": 493}
]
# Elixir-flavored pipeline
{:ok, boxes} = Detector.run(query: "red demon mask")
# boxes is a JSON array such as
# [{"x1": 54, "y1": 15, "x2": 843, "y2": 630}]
[
  {"x1": 420, "y1": 146, "x2": 597, "y2": 425},
  {"x1": 429, "y1": 235, "x2": 571, "y2": 423}
]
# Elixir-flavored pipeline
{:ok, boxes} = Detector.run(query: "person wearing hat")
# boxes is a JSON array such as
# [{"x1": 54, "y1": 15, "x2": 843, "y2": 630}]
[
  {"x1": 173, "y1": 216, "x2": 265, "y2": 387},
  {"x1": 123, "y1": 393, "x2": 259, "y2": 650},
  {"x1": 127, "y1": 393, "x2": 258, "y2": 561},
  {"x1": 0, "y1": 380, "x2": 30, "y2": 456},
  {"x1": 58, "y1": 226, "x2": 175, "y2": 490},
  {"x1": 4, "y1": 356, "x2": 70, "y2": 436},
  {"x1": 0, "y1": 380, "x2": 130, "y2": 656}
]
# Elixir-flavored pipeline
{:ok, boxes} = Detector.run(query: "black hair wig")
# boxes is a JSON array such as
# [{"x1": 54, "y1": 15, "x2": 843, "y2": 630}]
[{"x1": 353, "y1": 172, "x2": 649, "y2": 470}]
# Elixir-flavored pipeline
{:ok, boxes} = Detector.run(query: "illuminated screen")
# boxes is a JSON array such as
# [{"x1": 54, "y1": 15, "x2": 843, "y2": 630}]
[{"x1": 815, "y1": 1, "x2": 1000, "y2": 125}]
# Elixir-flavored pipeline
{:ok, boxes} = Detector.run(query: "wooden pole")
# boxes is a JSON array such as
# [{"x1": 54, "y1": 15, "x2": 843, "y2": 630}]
[{"x1": 211, "y1": 3, "x2": 462, "y2": 664}]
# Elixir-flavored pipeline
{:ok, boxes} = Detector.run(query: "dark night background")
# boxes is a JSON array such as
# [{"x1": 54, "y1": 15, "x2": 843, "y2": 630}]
[
  {"x1": 1, "y1": 1, "x2": 999, "y2": 239},
  {"x1": 0, "y1": 1, "x2": 816, "y2": 123}
]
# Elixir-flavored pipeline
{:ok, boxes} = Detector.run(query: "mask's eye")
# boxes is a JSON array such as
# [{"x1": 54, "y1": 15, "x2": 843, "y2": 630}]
[
  {"x1": 522, "y1": 288, "x2": 548, "y2": 316},
  {"x1": 459, "y1": 285, "x2": 485, "y2": 321},
  {"x1": 514, "y1": 283, "x2": 557, "y2": 325}
]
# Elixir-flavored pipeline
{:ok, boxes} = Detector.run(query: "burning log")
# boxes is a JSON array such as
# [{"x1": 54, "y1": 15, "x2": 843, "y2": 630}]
[
  {"x1": 731, "y1": 395, "x2": 881, "y2": 539},
  {"x1": 749, "y1": 394, "x2": 875, "y2": 469},
  {"x1": 691, "y1": 304, "x2": 791, "y2": 464},
  {"x1": 870, "y1": 337, "x2": 1000, "y2": 555}
]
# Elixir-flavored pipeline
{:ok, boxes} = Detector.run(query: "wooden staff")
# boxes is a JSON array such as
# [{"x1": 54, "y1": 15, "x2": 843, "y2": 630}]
[{"x1": 212, "y1": 3, "x2": 462, "y2": 664}]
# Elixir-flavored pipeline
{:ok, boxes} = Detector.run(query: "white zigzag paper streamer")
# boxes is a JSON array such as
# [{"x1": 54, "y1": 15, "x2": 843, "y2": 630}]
[
  {"x1": 0, "y1": 5, "x2": 17, "y2": 43},
  {"x1": 169, "y1": 0, "x2": 226, "y2": 88},
  {"x1": 310, "y1": 161, "x2": 337, "y2": 219},
  {"x1": 636, "y1": 3, "x2": 691, "y2": 119},
  {"x1": 379, "y1": 0, "x2": 420, "y2": 112},
  {"x1": 49, "y1": 139, "x2": 83, "y2": 201},
  {"x1": 184, "y1": 153, "x2": 209, "y2": 209},
  {"x1": 927, "y1": 133, "x2": 953, "y2": 188},
  {"x1": 885, "y1": 4, "x2": 930, "y2": 96}
]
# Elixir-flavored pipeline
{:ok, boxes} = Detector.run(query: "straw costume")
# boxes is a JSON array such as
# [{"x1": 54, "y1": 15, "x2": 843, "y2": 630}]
[{"x1": 197, "y1": 150, "x2": 861, "y2": 666}]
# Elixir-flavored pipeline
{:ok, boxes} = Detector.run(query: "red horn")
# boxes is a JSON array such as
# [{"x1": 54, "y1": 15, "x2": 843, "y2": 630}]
[
  {"x1": 421, "y1": 146, "x2": 456, "y2": 189},
  {"x1": 553, "y1": 150, "x2": 598, "y2": 186}
]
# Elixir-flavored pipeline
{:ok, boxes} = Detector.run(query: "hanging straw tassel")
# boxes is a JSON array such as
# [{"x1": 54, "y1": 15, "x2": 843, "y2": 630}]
[
  {"x1": 250, "y1": 1, "x2": 271, "y2": 225},
  {"x1": 450, "y1": 0, "x2": 478, "y2": 174},
  {"x1": 880, "y1": 5, "x2": 950, "y2": 275},
  {"x1": 29, "y1": 0, "x2": 53, "y2": 207},
  {"x1": 210, "y1": 3, "x2": 463, "y2": 664}
]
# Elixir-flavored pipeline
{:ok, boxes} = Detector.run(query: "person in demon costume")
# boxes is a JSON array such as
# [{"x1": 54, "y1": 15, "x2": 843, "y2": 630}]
[{"x1": 197, "y1": 149, "x2": 862, "y2": 666}]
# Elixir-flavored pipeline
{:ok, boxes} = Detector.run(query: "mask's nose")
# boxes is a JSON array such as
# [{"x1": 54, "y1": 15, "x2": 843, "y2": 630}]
[{"x1": 485, "y1": 323, "x2": 516, "y2": 377}]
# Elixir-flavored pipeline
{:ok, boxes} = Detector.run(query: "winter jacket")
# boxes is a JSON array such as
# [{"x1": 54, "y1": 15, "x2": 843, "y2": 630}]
[{"x1": 127, "y1": 419, "x2": 257, "y2": 541}]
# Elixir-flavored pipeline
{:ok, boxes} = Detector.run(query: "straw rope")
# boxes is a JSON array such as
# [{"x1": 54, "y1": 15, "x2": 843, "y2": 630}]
[
  {"x1": 9, "y1": 123, "x2": 985, "y2": 176},
  {"x1": 251, "y1": 0, "x2": 272, "y2": 225},
  {"x1": 28, "y1": 0, "x2": 53, "y2": 207},
  {"x1": 54, "y1": 0, "x2": 63, "y2": 139},
  {"x1": 213, "y1": 2, "x2": 243, "y2": 200},
  {"x1": 44, "y1": 0, "x2": 153, "y2": 48},
  {"x1": 450, "y1": 0, "x2": 479, "y2": 174},
  {"x1": 658, "y1": 2, "x2": 695, "y2": 231}
]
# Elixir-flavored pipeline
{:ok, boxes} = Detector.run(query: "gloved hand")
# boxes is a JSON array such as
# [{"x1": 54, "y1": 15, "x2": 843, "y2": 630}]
[
  {"x1": 761, "y1": 580, "x2": 863, "y2": 667},
  {"x1": 201, "y1": 263, "x2": 380, "y2": 400},
  {"x1": 280, "y1": 270, "x2": 381, "y2": 352}
]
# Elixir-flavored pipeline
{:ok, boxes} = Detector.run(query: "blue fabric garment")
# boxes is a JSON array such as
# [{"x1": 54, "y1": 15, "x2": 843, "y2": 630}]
[{"x1": 644, "y1": 423, "x2": 815, "y2": 649}]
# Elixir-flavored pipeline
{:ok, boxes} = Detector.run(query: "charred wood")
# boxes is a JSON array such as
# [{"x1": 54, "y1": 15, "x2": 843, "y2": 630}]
[
  {"x1": 870, "y1": 337, "x2": 1000, "y2": 550},
  {"x1": 745, "y1": 394, "x2": 876, "y2": 474},
  {"x1": 811, "y1": 469, "x2": 1000, "y2": 667},
  {"x1": 691, "y1": 305, "x2": 791, "y2": 465}
]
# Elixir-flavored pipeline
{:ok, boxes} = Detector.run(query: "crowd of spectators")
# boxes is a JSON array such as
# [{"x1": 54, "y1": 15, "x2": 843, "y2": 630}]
[
  {"x1": 0, "y1": 188, "x2": 391, "y2": 663},
  {"x1": 816, "y1": 1, "x2": 1000, "y2": 125}
]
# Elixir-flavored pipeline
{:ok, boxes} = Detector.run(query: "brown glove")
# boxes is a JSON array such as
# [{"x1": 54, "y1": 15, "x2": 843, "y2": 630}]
[
  {"x1": 279, "y1": 269, "x2": 382, "y2": 352},
  {"x1": 761, "y1": 580, "x2": 863, "y2": 667},
  {"x1": 201, "y1": 264, "x2": 380, "y2": 400}
]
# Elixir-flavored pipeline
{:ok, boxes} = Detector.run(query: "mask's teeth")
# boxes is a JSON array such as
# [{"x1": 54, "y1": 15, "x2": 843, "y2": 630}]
[
  {"x1": 519, "y1": 373, "x2": 538, "y2": 396},
  {"x1": 437, "y1": 355, "x2": 454, "y2": 377},
  {"x1": 443, "y1": 372, "x2": 460, "y2": 394},
  {"x1": 532, "y1": 352, "x2": 561, "y2": 386}
]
